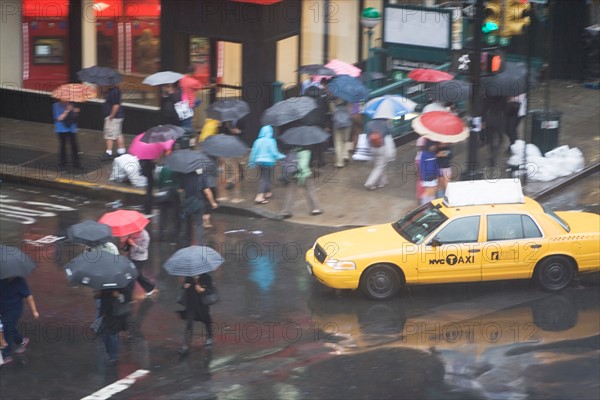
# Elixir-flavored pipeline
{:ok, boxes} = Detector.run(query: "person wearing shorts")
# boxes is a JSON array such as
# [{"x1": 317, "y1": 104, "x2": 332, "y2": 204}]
[
  {"x1": 419, "y1": 140, "x2": 439, "y2": 205},
  {"x1": 101, "y1": 84, "x2": 125, "y2": 160}
]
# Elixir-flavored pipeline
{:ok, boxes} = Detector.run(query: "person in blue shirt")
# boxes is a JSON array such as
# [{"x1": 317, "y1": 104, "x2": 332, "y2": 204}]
[
  {"x1": 0, "y1": 277, "x2": 39, "y2": 362},
  {"x1": 419, "y1": 140, "x2": 440, "y2": 205},
  {"x1": 52, "y1": 99, "x2": 81, "y2": 169}
]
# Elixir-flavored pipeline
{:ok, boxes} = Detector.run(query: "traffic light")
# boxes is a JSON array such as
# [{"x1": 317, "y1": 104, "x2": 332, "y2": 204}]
[
  {"x1": 503, "y1": 0, "x2": 531, "y2": 37},
  {"x1": 483, "y1": 0, "x2": 501, "y2": 45},
  {"x1": 481, "y1": 51, "x2": 504, "y2": 75}
]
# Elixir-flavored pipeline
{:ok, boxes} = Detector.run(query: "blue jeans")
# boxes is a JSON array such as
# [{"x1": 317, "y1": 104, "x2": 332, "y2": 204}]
[
  {"x1": 102, "y1": 331, "x2": 119, "y2": 361},
  {"x1": 181, "y1": 117, "x2": 193, "y2": 129},
  {"x1": 1, "y1": 305, "x2": 24, "y2": 357},
  {"x1": 258, "y1": 165, "x2": 274, "y2": 195}
]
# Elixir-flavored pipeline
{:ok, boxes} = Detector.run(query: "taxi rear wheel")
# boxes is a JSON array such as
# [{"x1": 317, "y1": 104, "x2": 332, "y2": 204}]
[
  {"x1": 536, "y1": 256, "x2": 574, "y2": 292},
  {"x1": 360, "y1": 264, "x2": 401, "y2": 300}
]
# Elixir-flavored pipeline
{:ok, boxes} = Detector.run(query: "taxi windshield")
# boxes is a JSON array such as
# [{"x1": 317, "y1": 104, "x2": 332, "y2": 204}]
[
  {"x1": 542, "y1": 204, "x2": 570, "y2": 232},
  {"x1": 394, "y1": 203, "x2": 448, "y2": 244}
]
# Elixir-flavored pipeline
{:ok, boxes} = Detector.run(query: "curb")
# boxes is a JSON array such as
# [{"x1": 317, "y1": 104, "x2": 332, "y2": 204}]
[{"x1": 531, "y1": 162, "x2": 600, "y2": 201}]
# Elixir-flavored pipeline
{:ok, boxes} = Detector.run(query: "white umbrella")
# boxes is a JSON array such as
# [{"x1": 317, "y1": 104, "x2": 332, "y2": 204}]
[{"x1": 142, "y1": 71, "x2": 184, "y2": 86}]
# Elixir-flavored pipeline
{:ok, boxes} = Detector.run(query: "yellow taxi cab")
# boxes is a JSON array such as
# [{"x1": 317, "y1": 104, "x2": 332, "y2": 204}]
[{"x1": 306, "y1": 180, "x2": 600, "y2": 300}]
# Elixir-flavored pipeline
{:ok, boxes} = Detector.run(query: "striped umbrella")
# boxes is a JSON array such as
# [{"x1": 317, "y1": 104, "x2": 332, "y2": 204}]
[
  {"x1": 363, "y1": 95, "x2": 417, "y2": 119},
  {"x1": 163, "y1": 246, "x2": 224, "y2": 277}
]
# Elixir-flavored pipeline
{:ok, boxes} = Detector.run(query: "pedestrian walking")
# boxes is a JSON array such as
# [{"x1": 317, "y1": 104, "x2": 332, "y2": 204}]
[
  {"x1": 0, "y1": 277, "x2": 40, "y2": 363},
  {"x1": 52, "y1": 99, "x2": 81, "y2": 169},
  {"x1": 156, "y1": 165, "x2": 181, "y2": 241},
  {"x1": 177, "y1": 170, "x2": 206, "y2": 246},
  {"x1": 202, "y1": 156, "x2": 219, "y2": 229},
  {"x1": 98, "y1": 289, "x2": 130, "y2": 365},
  {"x1": 280, "y1": 146, "x2": 323, "y2": 218},
  {"x1": 0, "y1": 318, "x2": 8, "y2": 366},
  {"x1": 177, "y1": 274, "x2": 215, "y2": 355},
  {"x1": 329, "y1": 98, "x2": 352, "y2": 168},
  {"x1": 414, "y1": 135, "x2": 428, "y2": 202},
  {"x1": 349, "y1": 101, "x2": 364, "y2": 158},
  {"x1": 248, "y1": 125, "x2": 285, "y2": 204},
  {"x1": 121, "y1": 228, "x2": 156, "y2": 298},
  {"x1": 436, "y1": 143, "x2": 454, "y2": 198},
  {"x1": 364, "y1": 118, "x2": 394, "y2": 190},
  {"x1": 160, "y1": 83, "x2": 184, "y2": 126},
  {"x1": 419, "y1": 140, "x2": 440, "y2": 205},
  {"x1": 179, "y1": 65, "x2": 213, "y2": 129},
  {"x1": 506, "y1": 93, "x2": 527, "y2": 151},
  {"x1": 220, "y1": 120, "x2": 243, "y2": 192},
  {"x1": 101, "y1": 84, "x2": 126, "y2": 160}
]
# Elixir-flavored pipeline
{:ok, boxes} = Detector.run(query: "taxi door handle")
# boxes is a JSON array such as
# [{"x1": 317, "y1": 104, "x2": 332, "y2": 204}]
[
  {"x1": 530, "y1": 244, "x2": 542, "y2": 249},
  {"x1": 468, "y1": 249, "x2": 481, "y2": 253}
]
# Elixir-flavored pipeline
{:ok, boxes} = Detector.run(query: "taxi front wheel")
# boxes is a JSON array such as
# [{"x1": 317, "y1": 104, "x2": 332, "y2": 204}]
[
  {"x1": 360, "y1": 264, "x2": 401, "y2": 300},
  {"x1": 535, "y1": 256, "x2": 574, "y2": 292}
]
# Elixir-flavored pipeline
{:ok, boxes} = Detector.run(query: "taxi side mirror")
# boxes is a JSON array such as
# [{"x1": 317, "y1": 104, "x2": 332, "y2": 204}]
[{"x1": 428, "y1": 238, "x2": 442, "y2": 247}]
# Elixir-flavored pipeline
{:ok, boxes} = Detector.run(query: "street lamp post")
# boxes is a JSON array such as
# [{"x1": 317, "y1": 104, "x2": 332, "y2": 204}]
[{"x1": 361, "y1": 7, "x2": 381, "y2": 90}]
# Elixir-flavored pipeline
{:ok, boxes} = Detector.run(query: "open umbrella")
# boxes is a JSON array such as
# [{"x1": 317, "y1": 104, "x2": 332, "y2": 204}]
[
  {"x1": 279, "y1": 126, "x2": 330, "y2": 146},
  {"x1": 129, "y1": 133, "x2": 174, "y2": 160},
  {"x1": 0, "y1": 245, "x2": 37, "y2": 279},
  {"x1": 206, "y1": 100, "x2": 250, "y2": 122},
  {"x1": 327, "y1": 75, "x2": 369, "y2": 103},
  {"x1": 99, "y1": 210, "x2": 150, "y2": 237},
  {"x1": 67, "y1": 220, "x2": 113, "y2": 246},
  {"x1": 408, "y1": 69, "x2": 454, "y2": 83},
  {"x1": 201, "y1": 134, "x2": 249, "y2": 157},
  {"x1": 481, "y1": 61, "x2": 537, "y2": 98},
  {"x1": 325, "y1": 59, "x2": 361, "y2": 78},
  {"x1": 164, "y1": 149, "x2": 216, "y2": 174},
  {"x1": 142, "y1": 71, "x2": 184, "y2": 86},
  {"x1": 261, "y1": 97, "x2": 317, "y2": 127},
  {"x1": 64, "y1": 251, "x2": 138, "y2": 289},
  {"x1": 430, "y1": 79, "x2": 472, "y2": 103},
  {"x1": 411, "y1": 111, "x2": 469, "y2": 143},
  {"x1": 163, "y1": 246, "x2": 224, "y2": 276},
  {"x1": 141, "y1": 124, "x2": 186, "y2": 144},
  {"x1": 363, "y1": 95, "x2": 418, "y2": 120},
  {"x1": 51, "y1": 83, "x2": 98, "y2": 103},
  {"x1": 298, "y1": 64, "x2": 337, "y2": 77},
  {"x1": 77, "y1": 66, "x2": 122, "y2": 86}
]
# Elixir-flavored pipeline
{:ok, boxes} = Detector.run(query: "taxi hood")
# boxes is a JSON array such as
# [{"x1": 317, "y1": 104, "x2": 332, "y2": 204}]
[{"x1": 314, "y1": 223, "x2": 410, "y2": 261}]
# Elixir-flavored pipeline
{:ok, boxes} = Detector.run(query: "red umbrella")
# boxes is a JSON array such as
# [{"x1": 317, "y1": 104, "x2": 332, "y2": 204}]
[
  {"x1": 52, "y1": 83, "x2": 97, "y2": 102},
  {"x1": 98, "y1": 210, "x2": 150, "y2": 237},
  {"x1": 408, "y1": 69, "x2": 454, "y2": 83},
  {"x1": 411, "y1": 111, "x2": 469, "y2": 143}
]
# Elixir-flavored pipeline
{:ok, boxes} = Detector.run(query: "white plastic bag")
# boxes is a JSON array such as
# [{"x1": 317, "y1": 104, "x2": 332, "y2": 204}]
[{"x1": 109, "y1": 154, "x2": 147, "y2": 187}]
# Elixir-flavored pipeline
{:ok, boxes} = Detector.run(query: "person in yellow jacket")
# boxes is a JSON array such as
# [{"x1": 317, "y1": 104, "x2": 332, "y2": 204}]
[{"x1": 198, "y1": 118, "x2": 219, "y2": 143}]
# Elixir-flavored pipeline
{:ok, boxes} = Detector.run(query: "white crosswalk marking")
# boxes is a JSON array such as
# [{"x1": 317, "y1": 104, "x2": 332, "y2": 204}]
[{"x1": 81, "y1": 369, "x2": 149, "y2": 400}]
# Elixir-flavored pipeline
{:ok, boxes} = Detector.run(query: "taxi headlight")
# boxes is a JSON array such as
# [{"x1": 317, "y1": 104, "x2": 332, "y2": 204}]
[{"x1": 325, "y1": 259, "x2": 356, "y2": 270}]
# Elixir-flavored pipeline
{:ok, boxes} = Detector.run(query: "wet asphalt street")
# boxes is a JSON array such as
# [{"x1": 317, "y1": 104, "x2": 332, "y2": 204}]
[{"x1": 0, "y1": 183, "x2": 598, "y2": 400}]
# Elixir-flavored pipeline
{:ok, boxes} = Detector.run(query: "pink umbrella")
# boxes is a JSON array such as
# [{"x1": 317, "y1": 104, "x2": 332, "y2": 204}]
[
  {"x1": 128, "y1": 133, "x2": 174, "y2": 160},
  {"x1": 411, "y1": 111, "x2": 469, "y2": 143},
  {"x1": 408, "y1": 69, "x2": 454, "y2": 83},
  {"x1": 313, "y1": 59, "x2": 362, "y2": 82}
]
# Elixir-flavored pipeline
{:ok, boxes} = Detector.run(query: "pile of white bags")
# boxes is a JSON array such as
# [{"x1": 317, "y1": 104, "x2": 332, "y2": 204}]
[
  {"x1": 109, "y1": 153, "x2": 147, "y2": 188},
  {"x1": 507, "y1": 140, "x2": 584, "y2": 182}
]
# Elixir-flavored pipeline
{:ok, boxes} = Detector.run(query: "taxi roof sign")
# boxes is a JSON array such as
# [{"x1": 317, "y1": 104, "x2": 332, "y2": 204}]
[{"x1": 443, "y1": 179, "x2": 525, "y2": 207}]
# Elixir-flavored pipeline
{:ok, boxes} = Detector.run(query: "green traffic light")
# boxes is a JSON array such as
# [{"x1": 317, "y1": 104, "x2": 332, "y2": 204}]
[{"x1": 482, "y1": 21, "x2": 499, "y2": 34}]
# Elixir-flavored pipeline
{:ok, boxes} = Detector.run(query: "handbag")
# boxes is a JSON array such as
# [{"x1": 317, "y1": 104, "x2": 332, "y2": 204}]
[
  {"x1": 369, "y1": 131, "x2": 383, "y2": 148},
  {"x1": 111, "y1": 298, "x2": 132, "y2": 317},
  {"x1": 174, "y1": 94, "x2": 194, "y2": 120},
  {"x1": 200, "y1": 286, "x2": 220, "y2": 306}
]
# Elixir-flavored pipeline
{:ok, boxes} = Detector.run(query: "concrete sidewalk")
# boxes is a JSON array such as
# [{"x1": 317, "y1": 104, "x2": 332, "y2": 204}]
[{"x1": 1, "y1": 80, "x2": 598, "y2": 228}]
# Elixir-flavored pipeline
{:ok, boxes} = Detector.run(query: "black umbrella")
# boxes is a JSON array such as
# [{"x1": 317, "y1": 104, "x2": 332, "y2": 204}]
[
  {"x1": 261, "y1": 97, "x2": 318, "y2": 127},
  {"x1": 298, "y1": 64, "x2": 337, "y2": 76},
  {"x1": 201, "y1": 134, "x2": 249, "y2": 157},
  {"x1": 64, "y1": 250, "x2": 138, "y2": 289},
  {"x1": 163, "y1": 246, "x2": 224, "y2": 276},
  {"x1": 0, "y1": 245, "x2": 37, "y2": 279},
  {"x1": 164, "y1": 149, "x2": 216, "y2": 174},
  {"x1": 67, "y1": 220, "x2": 113, "y2": 246},
  {"x1": 481, "y1": 61, "x2": 538, "y2": 98},
  {"x1": 206, "y1": 100, "x2": 250, "y2": 122},
  {"x1": 430, "y1": 79, "x2": 472, "y2": 102},
  {"x1": 77, "y1": 66, "x2": 122, "y2": 86},
  {"x1": 279, "y1": 126, "x2": 331, "y2": 146},
  {"x1": 141, "y1": 124, "x2": 187, "y2": 144}
]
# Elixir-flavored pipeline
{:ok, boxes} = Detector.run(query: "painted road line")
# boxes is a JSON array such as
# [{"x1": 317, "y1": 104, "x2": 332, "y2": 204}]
[{"x1": 81, "y1": 369, "x2": 149, "y2": 400}]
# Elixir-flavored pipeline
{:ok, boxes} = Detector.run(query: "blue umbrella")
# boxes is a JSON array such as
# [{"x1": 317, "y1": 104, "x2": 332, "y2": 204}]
[
  {"x1": 362, "y1": 95, "x2": 418, "y2": 119},
  {"x1": 163, "y1": 246, "x2": 224, "y2": 276},
  {"x1": 327, "y1": 75, "x2": 368, "y2": 103}
]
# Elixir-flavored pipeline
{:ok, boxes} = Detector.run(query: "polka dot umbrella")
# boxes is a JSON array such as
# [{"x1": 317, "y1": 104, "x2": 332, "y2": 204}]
[{"x1": 411, "y1": 111, "x2": 469, "y2": 143}]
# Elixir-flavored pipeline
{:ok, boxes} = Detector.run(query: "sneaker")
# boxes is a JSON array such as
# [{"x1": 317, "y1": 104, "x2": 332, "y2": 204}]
[
  {"x1": 2, "y1": 356, "x2": 14, "y2": 366},
  {"x1": 311, "y1": 210, "x2": 323, "y2": 216},
  {"x1": 205, "y1": 338, "x2": 213, "y2": 346},
  {"x1": 145, "y1": 289, "x2": 155, "y2": 297},
  {"x1": 177, "y1": 345, "x2": 190, "y2": 355},
  {"x1": 100, "y1": 152, "x2": 113, "y2": 161},
  {"x1": 14, "y1": 338, "x2": 29, "y2": 354}
]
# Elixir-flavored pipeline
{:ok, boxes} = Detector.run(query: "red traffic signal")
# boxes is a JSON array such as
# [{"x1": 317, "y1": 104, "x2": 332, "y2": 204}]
[{"x1": 481, "y1": 51, "x2": 504, "y2": 75}]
